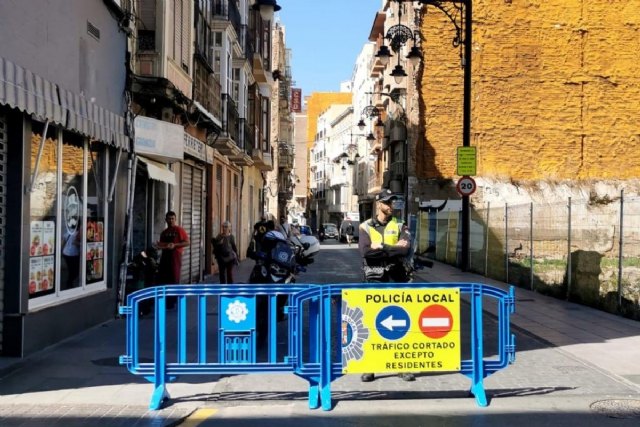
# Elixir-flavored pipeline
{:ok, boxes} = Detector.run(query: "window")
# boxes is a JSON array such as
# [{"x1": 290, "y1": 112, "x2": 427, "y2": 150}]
[
  {"x1": 195, "y1": 0, "x2": 213, "y2": 66},
  {"x1": 212, "y1": 31, "x2": 223, "y2": 74},
  {"x1": 261, "y1": 97, "x2": 270, "y2": 151},
  {"x1": 232, "y1": 68, "x2": 240, "y2": 103},
  {"x1": 28, "y1": 123, "x2": 108, "y2": 306},
  {"x1": 171, "y1": 0, "x2": 191, "y2": 73}
]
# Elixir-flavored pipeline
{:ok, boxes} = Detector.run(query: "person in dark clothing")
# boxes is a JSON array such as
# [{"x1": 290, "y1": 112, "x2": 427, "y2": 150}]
[
  {"x1": 358, "y1": 189, "x2": 414, "y2": 383},
  {"x1": 247, "y1": 214, "x2": 275, "y2": 259},
  {"x1": 213, "y1": 221, "x2": 239, "y2": 284},
  {"x1": 345, "y1": 222, "x2": 355, "y2": 246}
]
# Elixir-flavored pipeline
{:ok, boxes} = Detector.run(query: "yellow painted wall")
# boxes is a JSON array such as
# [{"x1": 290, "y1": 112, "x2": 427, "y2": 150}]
[
  {"x1": 305, "y1": 92, "x2": 353, "y2": 149},
  {"x1": 418, "y1": 0, "x2": 640, "y2": 180}
]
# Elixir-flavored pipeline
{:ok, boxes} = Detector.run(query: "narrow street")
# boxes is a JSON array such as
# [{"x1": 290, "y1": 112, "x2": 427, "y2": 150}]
[{"x1": 1, "y1": 241, "x2": 640, "y2": 426}]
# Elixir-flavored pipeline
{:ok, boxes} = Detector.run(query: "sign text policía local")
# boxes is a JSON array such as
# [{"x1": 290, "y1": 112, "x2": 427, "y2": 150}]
[{"x1": 341, "y1": 289, "x2": 461, "y2": 374}]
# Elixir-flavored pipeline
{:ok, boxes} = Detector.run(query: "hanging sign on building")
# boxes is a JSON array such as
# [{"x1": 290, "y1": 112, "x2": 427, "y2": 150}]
[
  {"x1": 457, "y1": 146, "x2": 477, "y2": 176},
  {"x1": 291, "y1": 88, "x2": 302, "y2": 113},
  {"x1": 134, "y1": 116, "x2": 184, "y2": 162},
  {"x1": 341, "y1": 289, "x2": 461, "y2": 374}
]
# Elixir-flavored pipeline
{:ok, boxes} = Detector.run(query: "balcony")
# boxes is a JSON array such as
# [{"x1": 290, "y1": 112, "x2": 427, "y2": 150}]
[
  {"x1": 247, "y1": 122, "x2": 273, "y2": 171},
  {"x1": 278, "y1": 144, "x2": 294, "y2": 171},
  {"x1": 370, "y1": 33, "x2": 387, "y2": 78},
  {"x1": 241, "y1": 24, "x2": 255, "y2": 62},
  {"x1": 212, "y1": 0, "x2": 241, "y2": 40},
  {"x1": 368, "y1": 172, "x2": 382, "y2": 195},
  {"x1": 192, "y1": 61, "x2": 222, "y2": 127},
  {"x1": 328, "y1": 202, "x2": 348, "y2": 213},
  {"x1": 211, "y1": 94, "x2": 253, "y2": 166}
]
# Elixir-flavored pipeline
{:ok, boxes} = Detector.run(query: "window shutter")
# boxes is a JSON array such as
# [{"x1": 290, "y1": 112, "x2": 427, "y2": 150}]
[
  {"x1": 172, "y1": 0, "x2": 180, "y2": 61},
  {"x1": 181, "y1": 0, "x2": 192, "y2": 71},
  {"x1": 138, "y1": 0, "x2": 156, "y2": 30}
]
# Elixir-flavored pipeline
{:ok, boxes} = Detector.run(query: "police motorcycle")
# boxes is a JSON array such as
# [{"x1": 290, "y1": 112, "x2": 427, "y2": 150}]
[
  {"x1": 249, "y1": 230, "x2": 318, "y2": 343},
  {"x1": 249, "y1": 230, "x2": 318, "y2": 285}
]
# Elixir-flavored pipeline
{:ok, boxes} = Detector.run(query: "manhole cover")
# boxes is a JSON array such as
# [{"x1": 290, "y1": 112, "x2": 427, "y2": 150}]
[{"x1": 590, "y1": 399, "x2": 640, "y2": 419}]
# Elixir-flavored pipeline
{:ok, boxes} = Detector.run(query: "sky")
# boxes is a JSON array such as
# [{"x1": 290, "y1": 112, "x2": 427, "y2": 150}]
[{"x1": 275, "y1": 0, "x2": 382, "y2": 96}]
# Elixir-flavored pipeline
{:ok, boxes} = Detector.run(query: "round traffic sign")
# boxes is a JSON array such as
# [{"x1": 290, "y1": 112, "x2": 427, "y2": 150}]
[
  {"x1": 419, "y1": 304, "x2": 453, "y2": 339},
  {"x1": 456, "y1": 176, "x2": 476, "y2": 196},
  {"x1": 375, "y1": 306, "x2": 410, "y2": 341}
]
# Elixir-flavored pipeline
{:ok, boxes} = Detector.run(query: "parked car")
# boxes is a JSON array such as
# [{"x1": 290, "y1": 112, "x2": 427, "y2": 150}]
[
  {"x1": 339, "y1": 220, "x2": 360, "y2": 243},
  {"x1": 322, "y1": 223, "x2": 339, "y2": 240}
]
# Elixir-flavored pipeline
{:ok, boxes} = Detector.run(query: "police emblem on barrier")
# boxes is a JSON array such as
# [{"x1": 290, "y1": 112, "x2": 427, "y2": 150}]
[
  {"x1": 225, "y1": 299, "x2": 249, "y2": 323},
  {"x1": 341, "y1": 299, "x2": 369, "y2": 366}
]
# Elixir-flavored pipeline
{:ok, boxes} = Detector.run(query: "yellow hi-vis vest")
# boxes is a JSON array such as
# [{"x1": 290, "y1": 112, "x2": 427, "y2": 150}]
[{"x1": 367, "y1": 217, "x2": 402, "y2": 246}]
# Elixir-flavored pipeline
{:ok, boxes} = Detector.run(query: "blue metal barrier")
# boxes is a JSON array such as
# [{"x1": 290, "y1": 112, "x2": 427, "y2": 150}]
[{"x1": 120, "y1": 282, "x2": 515, "y2": 410}]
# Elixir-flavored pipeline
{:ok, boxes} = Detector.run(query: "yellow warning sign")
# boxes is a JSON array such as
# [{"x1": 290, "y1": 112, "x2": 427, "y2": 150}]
[{"x1": 341, "y1": 289, "x2": 461, "y2": 374}]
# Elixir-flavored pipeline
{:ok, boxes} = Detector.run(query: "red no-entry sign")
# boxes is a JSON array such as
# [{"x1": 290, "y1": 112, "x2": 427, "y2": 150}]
[{"x1": 419, "y1": 304, "x2": 454, "y2": 339}]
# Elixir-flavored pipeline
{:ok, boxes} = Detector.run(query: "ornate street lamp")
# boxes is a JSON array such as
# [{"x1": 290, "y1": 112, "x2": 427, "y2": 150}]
[
  {"x1": 390, "y1": 0, "x2": 472, "y2": 271},
  {"x1": 252, "y1": 0, "x2": 282, "y2": 22}
]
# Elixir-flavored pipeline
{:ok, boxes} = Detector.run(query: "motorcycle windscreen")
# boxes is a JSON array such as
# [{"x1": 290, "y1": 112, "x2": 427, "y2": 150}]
[{"x1": 270, "y1": 241, "x2": 296, "y2": 270}]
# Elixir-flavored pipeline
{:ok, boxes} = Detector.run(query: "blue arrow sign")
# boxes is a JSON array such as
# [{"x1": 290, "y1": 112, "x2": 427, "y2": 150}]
[{"x1": 375, "y1": 305, "x2": 410, "y2": 341}]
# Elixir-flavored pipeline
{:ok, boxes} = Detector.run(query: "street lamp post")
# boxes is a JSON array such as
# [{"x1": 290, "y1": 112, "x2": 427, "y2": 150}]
[{"x1": 382, "y1": 0, "x2": 472, "y2": 270}]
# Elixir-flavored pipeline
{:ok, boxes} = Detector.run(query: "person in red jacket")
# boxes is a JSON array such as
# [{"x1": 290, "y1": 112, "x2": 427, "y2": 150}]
[{"x1": 156, "y1": 211, "x2": 189, "y2": 309}]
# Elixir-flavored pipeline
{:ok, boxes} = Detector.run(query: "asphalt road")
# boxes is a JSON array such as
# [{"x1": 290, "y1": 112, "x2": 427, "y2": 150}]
[{"x1": 182, "y1": 240, "x2": 640, "y2": 426}]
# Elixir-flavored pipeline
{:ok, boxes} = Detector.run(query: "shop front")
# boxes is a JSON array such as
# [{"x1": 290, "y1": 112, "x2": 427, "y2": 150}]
[
  {"x1": 131, "y1": 118, "x2": 214, "y2": 285},
  {"x1": 1, "y1": 105, "x2": 129, "y2": 357}
]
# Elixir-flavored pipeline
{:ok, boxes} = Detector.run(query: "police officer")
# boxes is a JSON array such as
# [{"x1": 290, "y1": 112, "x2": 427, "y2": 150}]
[{"x1": 358, "y1": 189, "x2": 415, "y2": 383}]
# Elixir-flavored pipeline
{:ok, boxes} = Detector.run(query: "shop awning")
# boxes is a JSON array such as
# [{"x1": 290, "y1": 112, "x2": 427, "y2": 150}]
[
  {"x1": 0, "y1": 56, "x2": 65, "y2": 124},
  {"x1": 138, "y1": 156, "x2": 176, "y2": 185},
  {"x1": 0, "y1": 55, "x2": 129, "y2": 150}
]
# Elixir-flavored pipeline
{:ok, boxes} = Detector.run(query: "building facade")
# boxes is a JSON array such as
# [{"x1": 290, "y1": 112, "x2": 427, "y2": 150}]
[{"x1": 0, "y1": 0, "x2": 130, "y2": 356}]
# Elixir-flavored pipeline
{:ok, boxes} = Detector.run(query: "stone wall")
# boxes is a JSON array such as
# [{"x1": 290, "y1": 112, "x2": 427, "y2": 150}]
[{"x1": 417, "y1": 0, "x2": 640, "y2": 181}]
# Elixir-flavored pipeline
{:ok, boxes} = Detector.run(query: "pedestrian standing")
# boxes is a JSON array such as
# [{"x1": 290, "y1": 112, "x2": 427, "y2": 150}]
[
  {"x1": 345, "y1": 222, "x2": 355, "y2": 247},
  {"x1": 156, "y1": 211, "x2": 190, "y2": 309},
  {"x1": 213, "y1": 221, "x2": 239, "y2": 284},
  {"x1": 358, "y1": 189, "x2": 415, "y2": 383}
]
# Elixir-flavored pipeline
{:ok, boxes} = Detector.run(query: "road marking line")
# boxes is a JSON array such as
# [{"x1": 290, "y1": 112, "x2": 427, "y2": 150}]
[
  {"x1": 422, "y1": 318, "x2": 450, "y2": 328},
  {"x1": 179, "y1": 408, "x2": 218, "y2": 427}
]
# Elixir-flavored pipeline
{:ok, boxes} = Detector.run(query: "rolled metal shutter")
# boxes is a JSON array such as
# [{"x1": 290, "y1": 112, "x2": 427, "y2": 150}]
[
  {"x1": 0, "y1": 114, "x2": 7, "y2": 351},
  {"x1": 180, "y1": 162, "x2": 204, "y2": 283}
]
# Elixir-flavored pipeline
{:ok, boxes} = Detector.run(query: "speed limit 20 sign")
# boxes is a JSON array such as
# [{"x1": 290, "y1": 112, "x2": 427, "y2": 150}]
[{"x1": 456, "y1": 176, "x2": 476, "y2": 197}]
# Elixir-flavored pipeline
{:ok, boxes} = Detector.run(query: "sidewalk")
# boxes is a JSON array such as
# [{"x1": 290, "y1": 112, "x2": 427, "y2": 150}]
[
  {"x1": 414, "y1": 262, "x2": 640, "y2": 388},
  {"x1": 1, "y1": 258, "x2": 639, "y2": 426}
]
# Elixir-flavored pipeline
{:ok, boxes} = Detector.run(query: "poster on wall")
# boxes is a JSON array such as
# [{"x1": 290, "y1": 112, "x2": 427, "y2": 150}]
[
  {"x1": 42, "y1": 256, "x2": 55, "y2": 291},
  {"x1": 43, "y1": 221, "x2": 55, "y2": 255},
  {"x1": 29, "y1": 217, "x2": 56, "y2": 298},
  {"x1": 86, "y1": 219, "x2": 104, "y2": 283},
  {"x1": 30, "y1": 221, "x2": 43, "y2": 256},
  {"x1": 29, "y1": 257, "x2": 43, "y2": 294}
]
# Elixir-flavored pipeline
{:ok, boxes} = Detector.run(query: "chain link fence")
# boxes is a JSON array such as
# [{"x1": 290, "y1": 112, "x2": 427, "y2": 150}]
[{"x1": 417, "y1": 192, "x2": 640, "y2": 320}]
